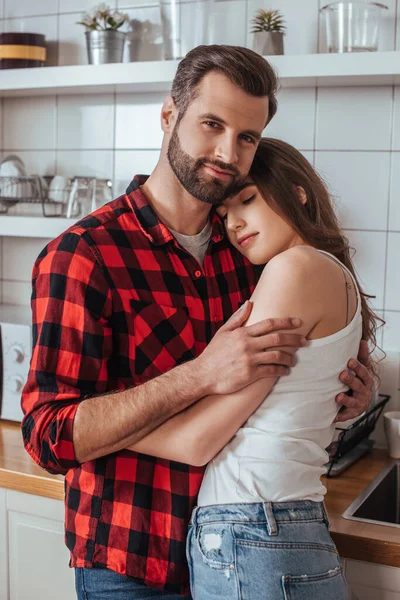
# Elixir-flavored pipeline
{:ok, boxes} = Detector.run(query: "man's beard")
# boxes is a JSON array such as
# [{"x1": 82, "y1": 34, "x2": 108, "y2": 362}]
[{"x1": 167, "y1": 123, "x2": 245, "y2": 205}]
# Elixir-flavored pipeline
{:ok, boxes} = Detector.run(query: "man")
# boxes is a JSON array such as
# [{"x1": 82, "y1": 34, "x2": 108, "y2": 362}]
[{"x1": 21, "y1": 45, "x2": 373, "y2": 599}]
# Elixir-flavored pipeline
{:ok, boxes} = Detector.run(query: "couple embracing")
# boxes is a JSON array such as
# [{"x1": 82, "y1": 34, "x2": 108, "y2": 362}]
[{"x1": 22, "y1": 44, "x2": 378, "y2": 600}]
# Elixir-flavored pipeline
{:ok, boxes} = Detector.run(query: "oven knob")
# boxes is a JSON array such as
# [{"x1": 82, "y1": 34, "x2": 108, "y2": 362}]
[
  {"x1": 10, "y1": 345, "x2": 25, "y2": 363},
  {"x1": 10, "y1": 376, "x2": 24, "y2": 393}
]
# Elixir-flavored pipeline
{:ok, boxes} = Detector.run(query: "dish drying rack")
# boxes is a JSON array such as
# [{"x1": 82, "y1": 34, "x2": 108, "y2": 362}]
[
  {"x1": 325, "y1": 393, "x2": 390, "y2": 477},
  {"x1": 0, "y1": 175, "x2": 113, "y2": 217}
]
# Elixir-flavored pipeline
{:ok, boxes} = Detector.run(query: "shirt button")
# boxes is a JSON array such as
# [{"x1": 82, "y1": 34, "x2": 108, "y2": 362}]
[
  {"x1": 194, "y1": 270, "x2": 202, "y2": 278},
  {"x1": 213, "y1": 315, "x2": 219, "y2": 323}
]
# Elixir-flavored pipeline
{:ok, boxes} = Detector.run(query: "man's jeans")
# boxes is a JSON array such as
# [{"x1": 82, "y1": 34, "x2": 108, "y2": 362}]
[{"x1": 75, "y1": 567, "x2": 192, "y2": 600}]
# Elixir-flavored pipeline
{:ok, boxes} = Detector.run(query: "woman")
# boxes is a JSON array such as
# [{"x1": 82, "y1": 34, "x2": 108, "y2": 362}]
[{"x1": 128, "y1": 138, "x2": 380, "y2": 599}]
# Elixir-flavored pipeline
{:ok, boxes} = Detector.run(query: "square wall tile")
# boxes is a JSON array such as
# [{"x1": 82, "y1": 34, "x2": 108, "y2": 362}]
[
  {"x1": 4, "y1": 15, "x2": 58, "y2": 65},
  {"x1": 385, "y1": 232, "x2": 400, "y2": 311},
  {"x1": 301, "y1": 150, "x2": 314, "y2": 165},
  {"x1": 346, "y1": 230, "x2": 386, "y2": 310},
  {"x1": 264, "y1": 87, "x2": 316, "y2": 149},
  {"x1": 378, "y1": 0, "x2": 396, "y2": 51},
  {"x1": 315, "y1": 151, "x2": 390, "y2": 231},
  {"x1": 3, "y1": 96, "x2": 56, "y2": 150},
  {"x1": 247, "y1": 0, "x2": 319, "y2": 55},
  {"x1": 383, "y1": 312, "x2": 400, "y2": 352},
  {"x1": 59, "y1": 12, "x2": 88, "y2": 66},
  {"x1": 3, "y1": 0, "x2": 57, "y2": 18},
  {"x1": 60, "y1": 0, "x2": 117, "y2": 12},
  {"x1": 2, "y1": 237, "x2": 49, "y2": 282},
  {"x1": 117, "y1": 0, "x2": 156, "y2": 7},
  {"x1": 57, "y1": 94, "x2": 115, "y2": 150},
  {"x1": 389, "y1": 153, "x2": 400, "y2": 231},
  {"x1": 398, "y1": 9, "x2": 400, "y2": 51},
  {"x1": 318, "y1": 0, "x2": 396, "y2": 52},
  {"x1": 114, "y1": 150, "x2": 159, "y2": 196},
  {"x1": 56, "y1": 150, "x2": 114, "y2": 180},
  {"x1": 392, "y1": 87, "x2": 400, "y2": 150},
  {"x1": 316, "y1": 87, "x2": 393, "y2": 151},
  {"x1": 0, "y1": 151, "x2": 56, "y2": 176},
  {"x1": 2, "y1": 281, "x2": 33, "y2": 306},
  {"x1": 207, "y1": 0, "x2": 246, "y2": 47},
  {"x1": 115, "y1": 93, "x2": 164, "y2": 149},
  {"x1": 124, "y1": 6, "x2": 163, "y2": 62}
]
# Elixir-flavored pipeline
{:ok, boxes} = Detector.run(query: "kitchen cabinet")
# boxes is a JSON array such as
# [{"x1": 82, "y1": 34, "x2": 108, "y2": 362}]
[
  {"x1": 0, "y1": 489, "x2": 8, "y2": 600},
  {"x1": 345, "y1": 559, "x2": 400, "y2": 599},
  {"x1": 0, "y1": 488, "x2": 75, "y2": 600}
]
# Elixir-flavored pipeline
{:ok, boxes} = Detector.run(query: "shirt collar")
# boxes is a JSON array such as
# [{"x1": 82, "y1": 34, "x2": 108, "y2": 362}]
[{"x1": 125, "y1": 175, "x2": 225, "y2": 246}]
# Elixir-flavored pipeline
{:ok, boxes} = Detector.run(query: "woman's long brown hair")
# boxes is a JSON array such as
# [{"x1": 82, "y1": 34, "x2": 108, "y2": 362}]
[{"x1": 250, "y1": 138, "x2": 383, "y2": 362}]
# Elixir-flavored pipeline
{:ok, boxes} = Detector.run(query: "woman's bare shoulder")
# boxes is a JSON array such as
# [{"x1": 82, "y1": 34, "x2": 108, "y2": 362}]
[{"x1": 248, "y1": 246, "x2": 344, "y2": 334}]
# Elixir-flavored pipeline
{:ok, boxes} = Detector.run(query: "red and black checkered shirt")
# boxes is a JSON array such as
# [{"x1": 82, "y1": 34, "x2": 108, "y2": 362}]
[{"x1": 21, "y1": 176, "x2": 260, "y2": 595}]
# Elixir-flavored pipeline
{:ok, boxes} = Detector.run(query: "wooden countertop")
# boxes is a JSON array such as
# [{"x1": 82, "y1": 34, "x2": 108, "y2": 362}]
[
  {"x1": 324, "y1": 448, "x2": 400, "y2": 568},
  {"x1": 0, "y1": 419, "x2": 64, "y2": 500},
  {"x1": 1, "y1": 419, "x2": 399, "y2": 567}
]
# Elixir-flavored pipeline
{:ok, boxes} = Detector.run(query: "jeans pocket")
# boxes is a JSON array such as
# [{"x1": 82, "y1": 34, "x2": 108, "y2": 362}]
[
  {"x1": 196, "y1": 523, "x2": 235, "y2": 570},
  {"x1": 282, "y1": 566, "x2": 349, "y2": 600}
]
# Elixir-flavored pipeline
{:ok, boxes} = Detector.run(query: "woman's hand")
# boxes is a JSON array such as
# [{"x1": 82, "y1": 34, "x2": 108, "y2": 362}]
[{"x1": 334, "y1": 340, "x2": 374, "y2": 422}]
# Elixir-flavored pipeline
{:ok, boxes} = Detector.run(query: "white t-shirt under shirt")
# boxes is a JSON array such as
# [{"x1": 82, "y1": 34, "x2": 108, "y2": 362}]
[
  {"x1": 169, "y1": 219, "x2": 212, "y2": 266},
  {"x1": 197, "y1": 250, "x2": 362, "y2": 505}
]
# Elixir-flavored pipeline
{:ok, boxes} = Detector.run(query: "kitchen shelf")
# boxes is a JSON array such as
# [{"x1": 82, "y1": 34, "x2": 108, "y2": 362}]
[
  {"x1": 0, "y1": 216, "x2": 76, "y2": 238},
  {"x1": 1, "y1": 51, "x2": 400, "y2": 97}
]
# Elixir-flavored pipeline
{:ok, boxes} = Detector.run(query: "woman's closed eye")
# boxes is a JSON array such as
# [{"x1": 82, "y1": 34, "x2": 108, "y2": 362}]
[{"x1": 243, "y1": 194, "x2": 255, "y2": 205}]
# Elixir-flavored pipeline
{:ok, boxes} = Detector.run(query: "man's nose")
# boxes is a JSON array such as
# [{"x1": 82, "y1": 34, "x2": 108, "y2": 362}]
[{"x1": 215, "y1": 134, "x2": 238, "y2": 165}]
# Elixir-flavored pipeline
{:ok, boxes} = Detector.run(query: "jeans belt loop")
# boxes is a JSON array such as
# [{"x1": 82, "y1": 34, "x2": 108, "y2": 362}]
[
  {"x1": 322, "y1": 503, "x2": 331, "y2": 527},
  {"x1": 263, "y1": 502, "x2": 278, "y2": 536},
  {"x1": 190, "y1": 505, "x2": 199, "y2": 528}
]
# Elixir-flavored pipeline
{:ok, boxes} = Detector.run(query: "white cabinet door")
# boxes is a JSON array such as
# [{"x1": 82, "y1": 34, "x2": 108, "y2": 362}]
[
  {"x1": 0, "y1": 488, "x2": 9, "y2": 600},
  {"x1": 346, "y1": 559, "x2": 400, "y2": 599},
  {"x1": 6, "y1": 490, "x2": 75, "y2": 600}
]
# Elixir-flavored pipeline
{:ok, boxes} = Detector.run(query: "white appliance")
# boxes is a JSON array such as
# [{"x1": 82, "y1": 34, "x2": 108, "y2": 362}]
[{"x1": 0, "y1": 305, "x2": 31, "y2": 422}]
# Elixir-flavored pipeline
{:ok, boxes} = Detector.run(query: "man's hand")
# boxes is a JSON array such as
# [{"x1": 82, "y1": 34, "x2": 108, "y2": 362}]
[
  {"x1": 197, "y1": 300, "x2": 306, "y2": 396},
  {"x1": 335, "y1": 340, "x2": 374, "y2": 423}
]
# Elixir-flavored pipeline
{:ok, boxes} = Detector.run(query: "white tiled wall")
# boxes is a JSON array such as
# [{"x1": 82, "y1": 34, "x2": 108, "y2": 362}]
[{"x1": 0, "y1": 0, "x2": 400, "y2": 407}]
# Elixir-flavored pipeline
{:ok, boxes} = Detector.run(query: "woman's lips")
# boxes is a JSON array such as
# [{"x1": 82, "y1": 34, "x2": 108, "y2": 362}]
[{"x1": 238, "y1": 233, "x2": 259, "y2": 248}]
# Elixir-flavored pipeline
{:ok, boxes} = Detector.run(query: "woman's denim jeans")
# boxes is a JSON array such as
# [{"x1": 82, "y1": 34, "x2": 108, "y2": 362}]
[
  {"x1": 186, "y1": 501, "x2": 349, "y2": 600},
  {"x1": 75, "y1": 568, "x2": 192, "y2": 600}
]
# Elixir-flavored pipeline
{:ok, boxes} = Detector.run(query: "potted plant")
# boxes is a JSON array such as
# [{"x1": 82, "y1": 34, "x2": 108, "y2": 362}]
[
  {"x1": 250, "y1": 9, "x2": 285, "y2": 56},
  {"x1": 77, "y1": 3, "x2": 129, "y2": 65}
]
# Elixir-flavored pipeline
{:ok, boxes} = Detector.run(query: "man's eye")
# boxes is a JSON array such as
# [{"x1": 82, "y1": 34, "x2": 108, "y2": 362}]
[
  {"x1": 205, "y1": 121, "x2": 220, "y2": 129},
  {"x1": 241, "y1": 135, "x2": 255, "y2": 144}
]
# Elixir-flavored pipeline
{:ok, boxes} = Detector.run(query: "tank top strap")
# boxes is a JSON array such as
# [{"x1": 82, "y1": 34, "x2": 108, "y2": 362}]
[{"x1": 315, "y1": 249, "x2": 361, "y2": 311}]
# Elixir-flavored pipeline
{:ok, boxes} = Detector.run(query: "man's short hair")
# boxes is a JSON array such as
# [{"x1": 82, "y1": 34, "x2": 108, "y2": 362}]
[{"x1": 171, "y1": 44, "x2": 278, "y2": 124}]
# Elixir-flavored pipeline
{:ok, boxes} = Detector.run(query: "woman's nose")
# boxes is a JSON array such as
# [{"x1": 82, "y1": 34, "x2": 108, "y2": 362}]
[{"x1": 227, "y1": 215, "x2": 244, "y2": 232}]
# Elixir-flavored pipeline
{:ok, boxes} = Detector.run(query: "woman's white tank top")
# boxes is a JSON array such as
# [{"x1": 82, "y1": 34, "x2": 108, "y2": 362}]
[{"x1": 198, "y1": 250, "x2": 363, "y2": 505}]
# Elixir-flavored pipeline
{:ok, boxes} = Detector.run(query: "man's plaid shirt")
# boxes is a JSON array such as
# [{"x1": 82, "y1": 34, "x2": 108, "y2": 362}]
[{"x1": 21, "y1": 176, "x2": 260, "y2": 594}]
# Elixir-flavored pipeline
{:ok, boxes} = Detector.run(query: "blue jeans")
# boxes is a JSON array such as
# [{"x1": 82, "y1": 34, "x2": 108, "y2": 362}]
[
  {"x1": 75, "y1": 568, "x2": 192, "y2": 599},
  {"x1": 186, "y1": 501, "x2": 349, "y2": 600}
]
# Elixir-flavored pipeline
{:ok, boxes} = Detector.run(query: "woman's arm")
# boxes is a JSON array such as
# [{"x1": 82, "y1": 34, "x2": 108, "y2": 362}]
[{"x1": 127, "y1": 247, "x2": 320, "y2": 465}]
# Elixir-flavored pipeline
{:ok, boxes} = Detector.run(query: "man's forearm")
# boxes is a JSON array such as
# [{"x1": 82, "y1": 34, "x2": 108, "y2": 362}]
[{"x1": 73, "y1": 358, "x2": 209, "y2": 463}]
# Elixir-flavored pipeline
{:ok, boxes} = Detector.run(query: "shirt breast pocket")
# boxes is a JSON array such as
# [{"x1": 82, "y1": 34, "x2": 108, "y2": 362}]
[{"x1": 131, "y1": 300, "x2": 196, "y2": 382}]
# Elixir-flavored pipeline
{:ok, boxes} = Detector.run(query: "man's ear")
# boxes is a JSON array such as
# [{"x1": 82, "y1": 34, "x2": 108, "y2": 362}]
[
  {"x1": 161, "y1": 96, "x2": 177, "y2": 133},
  {"x1": 296, "y1": 186, "x2": 307, "y2": 205}
]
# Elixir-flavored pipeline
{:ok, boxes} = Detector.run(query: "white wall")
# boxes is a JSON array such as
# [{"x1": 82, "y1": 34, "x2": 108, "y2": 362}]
[{"x1": 0, "y1": 0, "x2": 399, "y2": 410}]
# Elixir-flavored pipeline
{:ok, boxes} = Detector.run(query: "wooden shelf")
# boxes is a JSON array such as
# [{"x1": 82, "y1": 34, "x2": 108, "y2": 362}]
[
  {"x1": 1, "y1": 51, "x2": 400, "y2": 97},
  {"x1": 0, "y1": 216, "x2": 76, "y2": 238}
]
